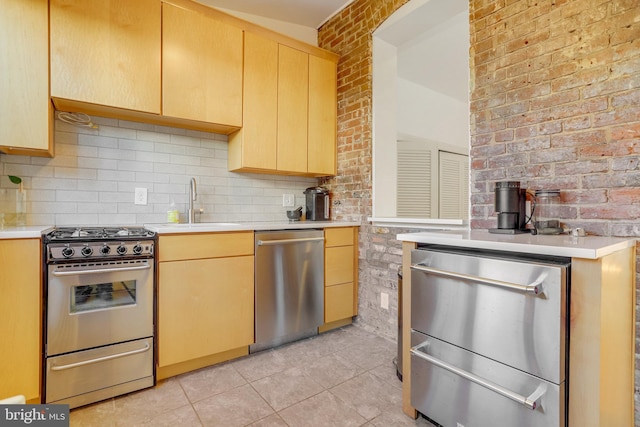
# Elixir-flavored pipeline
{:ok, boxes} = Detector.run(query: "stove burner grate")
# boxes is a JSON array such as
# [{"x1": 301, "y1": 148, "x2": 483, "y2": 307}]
[{"x1": 46, "y1": 226, "x2": 155, "y2": 241}]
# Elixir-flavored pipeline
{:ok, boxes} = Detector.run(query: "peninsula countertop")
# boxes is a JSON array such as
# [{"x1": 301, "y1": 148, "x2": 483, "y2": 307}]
[{"x1": 397, "y1": 229, "x2": 637, "y2": 259}]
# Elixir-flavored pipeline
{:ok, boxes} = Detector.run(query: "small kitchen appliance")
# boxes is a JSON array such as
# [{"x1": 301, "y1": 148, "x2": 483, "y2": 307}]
[
  {"x1": 304, "y1": 187, "x2": 330, "y2": 221},
  {"x1": 43, "y1": 226, "x2": 156, "y2": 409},
  {"x1": 534, "y1": 189, "x2": 563, "y2": 234},
  {"x1": 489, "y1": 181, "x2": 529, "y2": 234}
]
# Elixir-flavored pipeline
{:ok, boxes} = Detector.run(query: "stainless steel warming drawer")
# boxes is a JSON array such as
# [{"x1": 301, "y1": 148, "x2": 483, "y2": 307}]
[{"x1": 410, "y1": 246, "x2": 570, "y2": 427}]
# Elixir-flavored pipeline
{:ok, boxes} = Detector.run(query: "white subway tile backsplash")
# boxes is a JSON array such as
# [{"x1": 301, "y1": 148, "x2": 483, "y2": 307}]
[
  {"x1": 0, "y1": 116, "x2": 317, "y2": 226},
  {"x1": 56, "y1": 190, "x2": 99, "y2": 203}
]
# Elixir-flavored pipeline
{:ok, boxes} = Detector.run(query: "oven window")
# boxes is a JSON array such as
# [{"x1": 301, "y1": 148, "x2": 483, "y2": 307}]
[{"x1": 71, "y1": 281, "x2": 137, "y2": 313}]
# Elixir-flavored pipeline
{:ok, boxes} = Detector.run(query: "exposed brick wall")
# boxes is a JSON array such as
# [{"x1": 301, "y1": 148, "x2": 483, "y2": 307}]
[
  {"x1": 320, "y1": 0, "x2": 640, "y2": 422},
  {"x1": 469, "y1": 0, "x2": 640, "y2": 237},
  {"x1": 319, "y1": 0, "x2": 410, "y2": 341},
  {"x1": 468, "y1": 1, "x2": 640, "y2": 423}
]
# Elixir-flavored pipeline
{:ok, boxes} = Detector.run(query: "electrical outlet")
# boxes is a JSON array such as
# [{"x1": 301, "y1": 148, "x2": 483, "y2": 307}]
[
  {"x1": 134, "y1": 188, "x2": 147, "y2": 205},
  {"x1": 282, "y1": 193, "x2": 295, "y2": 207},
  {"x1": 381, "y1": 292, "x2": 389, "y2": 310}
]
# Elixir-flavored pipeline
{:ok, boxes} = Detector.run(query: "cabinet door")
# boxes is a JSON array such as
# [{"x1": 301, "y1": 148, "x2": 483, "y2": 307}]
[
  {"x1": 0, "y1": 239, "x2": 41, "y2": 402},
  {"x1": 158, "y1": 256, "x2": 254, "y2": 367},
  {"x1": 308, "y1": 55, "x2": 337, "y2": 176},
  {"x1": 229, "y1": 32, "x2": 278, "y2": 171},
  {"x1": 163, "y1": 3, "x2": 243, "y2": 127},
  {"x1": 326, "y1": 283, "x2": 354, "y2": 324},
  {"x1": 277, "y1": 45, "x2": 309, "y2": 174},
  {"x1": 0, "y1": 0, "x2": 52, "y2": 157},
  {"x1": 50, "y1": 0, "x2": 161, "y2": 114}
]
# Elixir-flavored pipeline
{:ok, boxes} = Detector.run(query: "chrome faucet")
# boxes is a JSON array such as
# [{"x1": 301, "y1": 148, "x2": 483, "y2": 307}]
[{"x1": 188, "y1": 177, "x2": 197, "y2": 224}]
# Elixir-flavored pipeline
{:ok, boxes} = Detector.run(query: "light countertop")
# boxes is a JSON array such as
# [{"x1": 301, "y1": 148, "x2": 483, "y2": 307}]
[
  {"x1": 144, "y1": 220, "x2": 360, "y2": 234},
  {"x1": 397, "y1": 229, "x2": 637, "y2": 259},
  {"x1": 0, "y1": 225, "x2": 54, "y2": 240}
]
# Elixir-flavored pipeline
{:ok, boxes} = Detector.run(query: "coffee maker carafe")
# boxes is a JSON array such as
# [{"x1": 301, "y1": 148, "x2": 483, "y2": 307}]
[{"x1": 489, "y1": 181, "x2": 529, "y2": 234}]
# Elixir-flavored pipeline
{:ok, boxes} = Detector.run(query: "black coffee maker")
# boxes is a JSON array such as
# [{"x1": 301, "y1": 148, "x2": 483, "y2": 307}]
[{"x1": 489, "y1": 181, "x2": 530, "y2": 234}]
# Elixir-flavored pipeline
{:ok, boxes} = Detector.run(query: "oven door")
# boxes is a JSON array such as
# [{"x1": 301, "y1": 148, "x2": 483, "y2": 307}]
[{"x1": 46, "y1": 259, "x2": 154, "y2": 356}]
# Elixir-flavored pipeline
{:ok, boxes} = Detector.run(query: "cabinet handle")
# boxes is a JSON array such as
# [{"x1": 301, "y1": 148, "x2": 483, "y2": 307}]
[
  {"x1": 411, "y1": 340, "x2": 547, "y2": 410},
  {"x1": 257, "y1": 237, "x2": 324, "y2": 246},
  {"x1": 411, "y1": 264, "x2": 544, "y2": 296},
  {"x1": 51, "y1": 342, "x2": 151, "y2": 371}
]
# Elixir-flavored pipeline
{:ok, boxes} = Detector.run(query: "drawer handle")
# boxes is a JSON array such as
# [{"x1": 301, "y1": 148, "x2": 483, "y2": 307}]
[
  {"x1": 410, "y1": 340, "x2": 547, "y2": 410},
  {"x1": 50, "y1": 342, "x2": 151, "y2": 371},
  {"x1": 411, "y1": 264, "x2": 544, "y2": 296}
]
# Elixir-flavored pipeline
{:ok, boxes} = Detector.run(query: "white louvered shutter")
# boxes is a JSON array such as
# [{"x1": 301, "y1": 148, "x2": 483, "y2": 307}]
[
  {"x1": 439, "y1": 151, "x2": 469, "y2": 219},
  {"x1": 396, "y1": 140, "x2": 438, "y2": 218}
]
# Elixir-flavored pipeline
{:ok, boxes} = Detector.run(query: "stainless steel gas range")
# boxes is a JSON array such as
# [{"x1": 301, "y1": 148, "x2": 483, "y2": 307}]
[{"x1": 43, "y1": 226, "x2": 157, "y2": 409}]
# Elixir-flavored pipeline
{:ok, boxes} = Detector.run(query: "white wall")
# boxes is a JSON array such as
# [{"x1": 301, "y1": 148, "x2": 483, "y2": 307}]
[
  {"x1": 397, "y1": 78, "x2": 469, "y2": 150},
  {"x1": 0, "y1": 117, "x2": 316, "y2": 226},
  {"x1": 215, "y1": 8, "x2": 318, "y2": 45}
]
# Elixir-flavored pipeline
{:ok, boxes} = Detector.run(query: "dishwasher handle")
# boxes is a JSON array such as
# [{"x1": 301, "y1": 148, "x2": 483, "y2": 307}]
[
  {"x1": 257, "y1": 237, "x2": 324, "y2": 246},
  {"x1": 411, "y1": 264, "x2": 544, "y2": 296},
  {"x1": 411, "y1": 340, "x2": 547, "y2": 410}
]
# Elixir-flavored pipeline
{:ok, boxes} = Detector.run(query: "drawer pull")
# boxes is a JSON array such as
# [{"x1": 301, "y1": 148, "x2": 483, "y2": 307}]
[
  {"x1": 51, "y1": 342, "x2": 151, "y2": 371},
  {"x1": 410, "y1": 340, "x2": 547, "y2": 410},
  {"x1": 411, "y1": 264, "x2": 544, "y2": 296}
]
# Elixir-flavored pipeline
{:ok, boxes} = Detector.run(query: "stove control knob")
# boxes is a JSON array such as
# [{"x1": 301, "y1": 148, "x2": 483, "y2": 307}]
[
  {"x1": 117, "y1": 245, "x2": 127, "y2": 255},
  {"x1": 100, "y1": 245, "x2": 111, "y2": 256},
  {"x1": 81, "y1": 246, "x2": 93, "y2": 257},
  {"x1": 61, "y1": 246, "x2": 75, "y2": 258},
  {"x1": 132, "y1": 244, "x2": 143, "y2": 255}
]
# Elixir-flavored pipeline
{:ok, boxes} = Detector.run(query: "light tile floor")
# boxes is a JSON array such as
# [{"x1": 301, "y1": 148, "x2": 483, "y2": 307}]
[{"x1": 70, "y1": 325, "x2": 436, "y2": 426}]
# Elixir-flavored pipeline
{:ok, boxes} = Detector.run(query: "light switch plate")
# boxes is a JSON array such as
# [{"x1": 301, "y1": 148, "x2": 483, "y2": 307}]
[
  {"x1": 134, "y1": 188, "x2": 148, "y2": 205},
  {"x1": 283, "y1": 193, "x2": 295, "y2": 207}
]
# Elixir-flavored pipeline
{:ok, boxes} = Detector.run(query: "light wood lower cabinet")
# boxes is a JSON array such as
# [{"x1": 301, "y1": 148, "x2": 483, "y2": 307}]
[
  {"x1": 323, "y1": 227, "x2": 359, "y2": 328},
  {"x1": 157, "y1": 232, "x2": 254, "y2": 378},
  {"x1": 0, "y1": 0, "x2": 53, "y2": 157},
  {"x1": 0, "y1": 239, "x2": 41, "y2": 403}
]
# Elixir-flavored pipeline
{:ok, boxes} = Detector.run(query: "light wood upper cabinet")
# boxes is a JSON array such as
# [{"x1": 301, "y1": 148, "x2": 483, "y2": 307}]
[
  {"x1": 229, "y1": 33, "x2": 338, "y2": 177},
  {"x1": 50, "y1": 0, "x2": 161, "y2": 114},
  {"x1": 308, "y1": 55, "x2": 337, "y2": 176},
  {"x1": 277, "y1": 45, "x2": 309, "y2": 174},
  {"x1": 228, "y1": 32, "x2": 278, "y2": 171},
  {"x1": 0, "y1": 239, "x2": 41, "y2": 403},
  {"x1": 0, "y1": 0, "x2": 53, "y2": 157},
  {"x1": 162, "y1": 3, "x2": 243, "y2": 127}
]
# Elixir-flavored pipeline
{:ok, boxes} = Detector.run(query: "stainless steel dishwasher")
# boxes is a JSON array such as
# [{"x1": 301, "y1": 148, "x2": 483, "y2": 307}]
[{"x1": 251, "y1": 229, "x2": 324, "y2": 353}]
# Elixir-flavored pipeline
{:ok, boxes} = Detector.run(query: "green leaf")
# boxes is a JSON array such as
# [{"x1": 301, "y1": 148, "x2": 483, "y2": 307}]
[{"x1": 8, "y1": 175, "x2": 22, "y2": 185}]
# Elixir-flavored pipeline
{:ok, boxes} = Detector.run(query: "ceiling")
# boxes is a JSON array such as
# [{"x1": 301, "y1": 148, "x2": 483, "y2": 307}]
[
  {"x1": 196, "y1": 0, "x2": 469, "y2": 102},
  {"x1": 195, "y1": 0, "x2": 355, "y2": 29}
]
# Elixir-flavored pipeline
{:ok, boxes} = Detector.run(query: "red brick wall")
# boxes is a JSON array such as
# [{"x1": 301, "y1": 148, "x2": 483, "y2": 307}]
[
  {"x1": 469, "y1": 0, "x2": 640, "y2": 237},
  {"x1": 320, "y1": 0, "x2": 640, "y2": 421}
]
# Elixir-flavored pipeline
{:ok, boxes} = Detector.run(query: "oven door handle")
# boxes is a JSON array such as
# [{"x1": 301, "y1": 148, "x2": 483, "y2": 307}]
[
  {"x1": 50, "y1": 342, "x2": 151, "y2": 371},
  {"x1": 51, "y1": 263, "x2": 151, "y2": 277},
  {"x1": 411, "y1": 264, "x2": 544, "y2": 296},
  {"x1": 410, "y1": 340, "x2": 547, "y2": 410}
]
